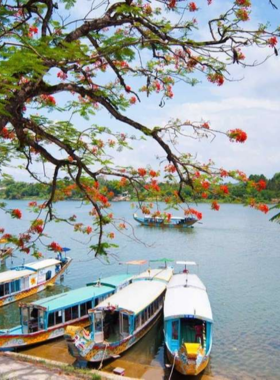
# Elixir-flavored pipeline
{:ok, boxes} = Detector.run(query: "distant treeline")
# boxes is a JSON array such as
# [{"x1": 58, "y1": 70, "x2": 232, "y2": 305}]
[{"x1": 1, "y1": 173, "x2": 280, "y2": 202}]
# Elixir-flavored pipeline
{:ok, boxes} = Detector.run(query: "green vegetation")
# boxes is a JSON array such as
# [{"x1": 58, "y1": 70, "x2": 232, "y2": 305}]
[{"x1": 1, "y1": 173, "x2": 280, "y2": 203}]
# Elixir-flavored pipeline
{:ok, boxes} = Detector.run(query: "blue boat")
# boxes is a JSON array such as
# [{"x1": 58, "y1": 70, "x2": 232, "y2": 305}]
[
  {"x1": 164, "y1": 262, "x2": 213, "y2": 376},
  {"x1": 133, "y1": 213, "x2": 197, "y2": 228},
  {"x1": 0, "y1": 274, "x2": 133, "y2": 350}
]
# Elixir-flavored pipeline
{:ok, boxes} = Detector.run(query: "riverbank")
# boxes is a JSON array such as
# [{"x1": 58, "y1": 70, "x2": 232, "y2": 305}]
[{"x1": 0, "y1": 352, "x2": 134, "y2": 380}]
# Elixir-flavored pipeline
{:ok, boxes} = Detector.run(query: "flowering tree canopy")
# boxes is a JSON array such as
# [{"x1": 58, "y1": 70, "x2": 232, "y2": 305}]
[{"x1": 0, "y1": 0, "x2": 279, "y2": 257}]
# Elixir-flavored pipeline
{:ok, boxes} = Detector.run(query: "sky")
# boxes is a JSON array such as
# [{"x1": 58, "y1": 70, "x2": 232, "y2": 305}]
[{"x1": 3, "y1": 0, "x2": 280, "y2": 181}]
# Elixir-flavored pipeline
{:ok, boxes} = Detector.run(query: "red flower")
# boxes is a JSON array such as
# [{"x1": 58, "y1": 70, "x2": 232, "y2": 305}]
[
  {"x1": 220, "y1": 185, "x2": 229, "y2": 194},
  {"x1": 141, "y1": 206, "x2": 151, "y2": 215},
  {"x1": 40, "y1": 94, "x2": 56, "y2": 106},
  {"x1": 125, "y1": 85, "x2": 131, "y2": 92},
  {"x1": 11, "y1": 209, "x2": 22, "y2": 219},
  {"x1": 207, "y1": 73, "x2": 224, "y2": 86},
  {"x1": 220, "y1": 169, "x2": 229, "y2": 177},
  {"x1": 267, "y1": 37, "x2": 278, "y2": 48},
  {"x1": 85, "y1": 226, "x2": 93, "y2": 234},
  {"x1": 188, "y1": 2, "x2": 198, "y2": 11},
  {"x1": 48, "y1": 241, "x2": 63, "y2": 252},
  {"x1": 165, "y1": 164, "x2": 176, "y2": 173},
  {"x1": 29, "y1": 25, "x2": 38, "y2": 34},
  {"x1": 201, "y1": 181, "x2": 210, "y2": 189},
  {"x1": 57, "y1": 71, "x2": 68, "y2": 80},
  {"x1": 254, "y1": 179, "x2": 267, "y2": 192},
  {"x1": 149, "y1": 170, "x2": 158, "y2": 178},
  {"x1": 119, "y1": 177, "x2": 128, "y2": 187},
  {"x1": 201, "y1": 192, "x2": 208, "y2": 199},
  {"x1": 235, "y1": 0, "x2": 251, "y2": 7},
  {"x1": 28, "y1": 201, "x2": 37, "y2": 207},
  {"x1": 257, "y1": 204, "x2": 269, "y2": 214},
  {"x1": 211, "y1": 201, "x2": 220, "y2": 211},
  {"x1": 108, "y1": 232, "x2": 115, "y2": 239},
  {"x1": 185, "y1": 208, "x2": 203, "y2": 220},
  {"x1": 228, "y1": 129, "x2": 247, "y2": 143},
  {"x1": 235, "y1": 8, "x2": 250, "y2": 21},
  {"x1": 129, "y1": 96, "x2": 137, "y2": 104},
  {"x1": 201, "y1": 122, "x2": 210, "y2": 129},
  {"x1": 138, "y1": 168, "x2": 147, "y2": 177},
  {"x1": 168, "y1": 0, "x2": 177, "y2": 8}
]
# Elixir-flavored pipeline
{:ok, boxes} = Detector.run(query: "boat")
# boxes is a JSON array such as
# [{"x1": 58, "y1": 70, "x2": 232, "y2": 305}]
[
  {"x1": 133, "y1": 213, "x2": 197, "y2": 228},
  {"x1": 0, "y1": 274, "x2": 134, "y2": 350},
  {"x1": 0, "y1": 256, "x2": 72, "y2": 307},
  {"x1": 164, "y1": 262, "x2": 213, "y2": 376},
  {"x1": 112, "y1": 191, "x2": 130, "y2": 202},
  {"x1": 65, "y1": 267, "x2": 173, "y2": 362}
]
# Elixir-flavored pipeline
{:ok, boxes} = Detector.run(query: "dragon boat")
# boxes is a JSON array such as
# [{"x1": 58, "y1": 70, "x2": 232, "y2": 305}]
[
  {"x1": 133, "y1": 213, "x2": 197, "y2": 228},
  {"x1": 0, "y1": 256, "x2": 72, "y2": 307},
  {"x1": 65, "y1": 267, "x2": 173, "y2": 363},
  {"x1": 0, "y1": 274, "x2": 133, "y2": 350},
  {"x1": 164, "y1": 262, "x2": 213, "y2": 376}
]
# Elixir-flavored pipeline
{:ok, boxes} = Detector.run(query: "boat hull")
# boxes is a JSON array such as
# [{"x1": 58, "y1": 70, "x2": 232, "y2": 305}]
[
  {"x1": 0, "y1": 316, "x2": 89, "y2": 350},
  {"x1": 67, "y1": 308, "x2": 162, "y2": 362},
  {"x1": 166, "y1": 344, "x2": 209, "y2": 376},
  {"x1": 133, "y1": 216, "x2": 196, "y2": 228},
  {"x1": 0, "y1": 258, "x2": 72, "y2": 308}
]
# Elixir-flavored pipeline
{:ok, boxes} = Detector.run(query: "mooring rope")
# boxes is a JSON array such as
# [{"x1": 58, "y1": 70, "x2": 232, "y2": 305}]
[
  {"x1": 168, "y1": 353, "x2": 178, "y2": 380},
  {"x1": 98, "y1": 342, "x2": 109, "y2": 370}
]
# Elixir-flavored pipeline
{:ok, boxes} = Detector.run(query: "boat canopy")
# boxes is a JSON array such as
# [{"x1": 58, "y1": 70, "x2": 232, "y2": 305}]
[
  {"x1": 176, "y1": 261, "x2": 197, "y2": 266},
  {"x1": 95, "y1": 280, "x2": 166, "y2": 315},
  {"x1": 24, "y1": 259, "x2": 61, "y2": 270},
  {"x1": 0, "y1": 269, "x2": 34, "y2": 284},
  {"x1": 92, "y1": 274, "x2": 134, "y2": 288},
  {"x1": 164, "y1": 274, "x2": 213, "y2": 322},
  {"x1": 28, "y1": 274, "x2": 133, "y2": 312},
  {"x1": 134, "y1": 268, "x2": 173, "y2": 283}
]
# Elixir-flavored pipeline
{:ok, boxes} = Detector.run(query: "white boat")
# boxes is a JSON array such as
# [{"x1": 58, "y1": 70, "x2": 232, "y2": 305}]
[
  {"x1": 164, "y1": 262, "x2": 213, "y2": 376},
  {"x1": 66, "y1": 267, "x2": 173, "y2": 362},
  {"x1": 0, "y1": 257, "x2": 72, "y2": 307}
]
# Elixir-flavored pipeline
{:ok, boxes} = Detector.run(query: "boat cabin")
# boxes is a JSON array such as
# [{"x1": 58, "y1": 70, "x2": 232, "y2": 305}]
[
  {"x1": 18, "y1": 274, "x2": 134, "y2": 335},
  {"x1": 0, "y1": 259, "x2": 62, "y2": 299},
  {"x1": 164, "y1": 273, "x2": 213, "y2": 355},
  {"x1": 89, "y1": 279, "x2": 167, "y2": 343}
]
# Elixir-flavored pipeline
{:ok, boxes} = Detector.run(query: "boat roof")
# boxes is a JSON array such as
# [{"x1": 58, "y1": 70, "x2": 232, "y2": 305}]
[
  {"x1": 95, "y1": 280, "x2": 166, "y2": 315},
  {"x1": 164, "y1": 274, "x2": 213, "y2": 322},
  {"x1": 29, "y1": 274, "x2": 133, "y2": 312},
  {"x1": 0, "y1": 269, "x2": 34, "y2": 284},
  {"x1": 95, "y1": 274, "x2": 134, "y2": 288},
  {"x1": 24, "y1": 259, "x2": 61, "y2": 270},
  {"x1": 134, "y1": 268, "x2": 173, "y2": 283}
]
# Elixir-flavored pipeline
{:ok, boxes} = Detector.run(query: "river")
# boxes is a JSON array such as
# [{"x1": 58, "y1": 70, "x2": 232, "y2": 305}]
[{"x1": 0, "y1": 201, "x2": 279, "y2": 379}]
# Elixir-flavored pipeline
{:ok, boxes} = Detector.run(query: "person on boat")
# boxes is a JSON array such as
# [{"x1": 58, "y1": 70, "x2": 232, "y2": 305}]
[{"x1": 194, "y1": 323, "x2": 204, "y2": 346}]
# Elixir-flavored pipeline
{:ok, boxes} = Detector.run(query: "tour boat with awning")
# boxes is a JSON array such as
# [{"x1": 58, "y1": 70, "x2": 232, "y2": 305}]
[
  {"x1": 133, "y1": 213, "x2": 197, "y2": 228},
  {"x1": 0, "y1": 256, "x2": 72, "y2": 307},
  {"x1": 0, "y1": 274, "x2": 133, "y2": 350},
  {"x1": 164, "y1": 262, "x2": 213, "y2": 376},
  {"x1": 65, "y1": 267, "x2": 173, "y2": 363}
]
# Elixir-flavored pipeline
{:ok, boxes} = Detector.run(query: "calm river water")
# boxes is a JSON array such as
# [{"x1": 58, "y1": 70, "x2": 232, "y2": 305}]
[{"x1": 0, "y1": 201, "x2": 280, "y2": 379}]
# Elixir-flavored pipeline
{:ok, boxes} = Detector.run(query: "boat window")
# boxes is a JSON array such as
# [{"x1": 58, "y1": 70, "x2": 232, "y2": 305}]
[
  {"x1": 65, "y1": 307, "x2": 72, "y2": 322},
  {"x1": 172, "y1": 321, "x2": 179, "y2": 340},
  {"x1": 122, "y1": 314, "x2": 129, "y2": 334},
  {"x1": 11, "y1": 279, "x2": 20, "y2": 294},
  {"x1": 135, "y1": 314, "x2": 141, "y2": 330},
  {"x1": 0, "y1": 284, "x2": 4, "y2": 297},
  {"x1": 80, "y1": 303, "x2": 87, "y2": 317},
  {"x1": 48, "y1": 312, "x2": 55, "y2": 327},
  {"x1": 86, "y1": 300, "x2": 92, "y2": 311},
  {"x1": 4, "y1": 282, "x2": 10, "y2": 295},
  {"x1": 46, "y1": 270, "x2": 52, "y2": 281},
  {"x1": 55, "y1": 310, "x2": 62, "y2": 324},
  {"x1": 72, "y1": 305, "x2": 79, "y2": 320}
]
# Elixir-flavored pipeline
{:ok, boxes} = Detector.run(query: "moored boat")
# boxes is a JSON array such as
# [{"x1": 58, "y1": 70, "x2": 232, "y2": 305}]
[
  {"x1": 0, "y1": 257, "x2": 72, "y2": 307},
  {"x1": 164, "y1": 262, "x2": 213, "y2": 376},
  {"x1": 0, "y1": 274, "x2": 133, "y2": 350},
  {"x1": 133, "y1": 213, "x2": 197, "y2": 228},
  {"x1": 65, "y1": 267, "x2": 173, "y2": 362}
]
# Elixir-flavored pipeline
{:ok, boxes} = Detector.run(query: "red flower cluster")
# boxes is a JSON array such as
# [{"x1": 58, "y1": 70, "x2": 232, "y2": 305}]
[
  {"x1": 40, "y1": 94, "x2": 56, "y2": 106},
  {"x1": 138, "y1": 168, "x2": 147, "y2": 177},
  {"x1": 119, "y1": 177, "x2": 128, "y2": 187},
  {"x1": 165, "y1": 164, "x2": 176, "y2": 173},
  {"x1": 201, "y1": 192, "x2": 208, "y2": 199},
  {"x1": 211, "y1": 201, "x2": 220, "y2": 211},
  {"x1": 267, "y1": 37, "x2": 278, "y2": 48},
  {"x1": 236, "y1": 8, "x2": 250, "y2": 21},
  {"x1": 220, "y1": 169, "x2": 229, "y2": 177},
  {"x1": 28, "y1": 25, "x2": 38, "y2": 37},
  {"x1": 201, "y1": 122, "x2": 210, "y2": 129},
  {"x1": 220, "y1": 185, "x2": 229, "y2": 194},
  {"x1": 1, "y1": 127, "x2": 15, "y2": 139},
  {"x1": 168, "y1": 0, "x2": 177, "y2": 8},
  {"x1": 48, "y1": 241, "x2": 63, "y2": 252},
  {"x1": 235, "y1": 0, "x2": 251, "y2": 7},
  {"x1": 11, "y1": 209, "x2": 22, "y2": 219},
  {"x1": 57, "y1": 71, "x2": 68, "y2": 80},
  {"x1": 253, "y1": 179, "x2": 267, "y2": 192},
  {"x1": 130, "y1": 96, "x2": 137, "y2": 104},
  {"x1": 185, "y1": 208, "x2": 203, "y2": 220},
  {"x1": 149, "y1": 170, "x2": 158, "y2": 178},
  {"x1": 201, "y1": 181, "x2": 210, "y2": 190},
  {"x1": 188, "y1": 2, "x2": 198, "y2": 11},
  {"x1": 207, "y1": 73, "x2": 224, "y2": 86},
  {"x1": 257, "y1": 204, "x2": 269, "y2": 214},
  {"x1": 28, "y1": 201, "x2": 37, "y2": 207},
  {"x1": 125, "y1": 85, "x2": 131, "y2": 92},
  {"x1": 142, "y1": 206, "x2": 151, "y2": 215},
  {"x1": 85, "y1": 226, "x2": 93, "y2": 234},
  {"x1": 228, "y1": 129, "x2": 247, "y2": 143}
]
